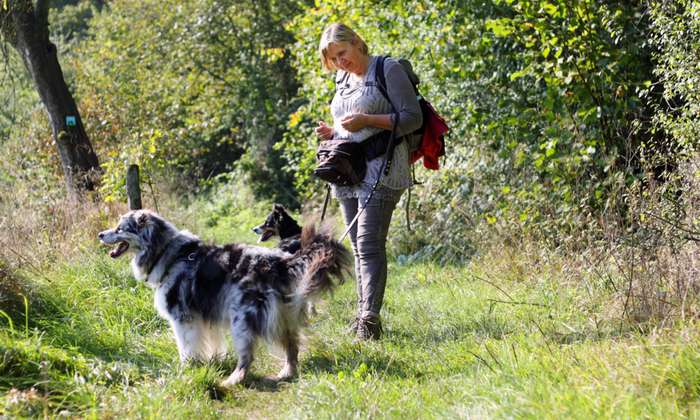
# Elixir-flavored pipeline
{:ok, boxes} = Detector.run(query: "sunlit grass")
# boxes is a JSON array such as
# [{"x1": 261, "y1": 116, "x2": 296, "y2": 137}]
[{"x1": 2, "y1": 202, "x2": 700, "y2": 418}]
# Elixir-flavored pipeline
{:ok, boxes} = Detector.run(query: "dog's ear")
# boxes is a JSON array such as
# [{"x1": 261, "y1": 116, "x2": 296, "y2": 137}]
[
  {"x1": 273, "y1": 203, "x2": 285, "y2": 212},
  {"x1": 137, "y1": 211, "x2": 149, "y2": 228}
]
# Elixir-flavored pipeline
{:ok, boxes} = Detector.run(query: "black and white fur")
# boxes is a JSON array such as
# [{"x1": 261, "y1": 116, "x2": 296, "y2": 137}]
[
  {"x1": 98, "y1": 209, "x2": 350, "y2": 387},
  {"x1": 251, "y1": 203, "x2": 302, "y2": 254},
  {"x1": 252, "y1": 204, "x2": 316, "y2": 315}
]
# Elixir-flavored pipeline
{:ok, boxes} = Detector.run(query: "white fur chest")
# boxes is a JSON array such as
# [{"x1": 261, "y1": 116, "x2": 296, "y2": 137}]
[
  {"x1": 131, "y1": 255, "x2": 148, "y2": 282},
  {"x1": 154, "y1": 286, "x2": 172, "y2": 321}
]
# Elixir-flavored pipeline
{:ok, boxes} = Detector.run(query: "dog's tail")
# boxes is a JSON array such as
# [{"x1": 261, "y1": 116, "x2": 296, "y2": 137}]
[{"x1": 294, "y1": 222, "x2": 352, "y2": 301}]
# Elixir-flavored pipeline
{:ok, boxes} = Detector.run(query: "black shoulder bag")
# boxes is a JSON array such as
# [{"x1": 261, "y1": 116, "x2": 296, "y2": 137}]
[{"x1": 314, "y1": 139, "x2": 367, "y2": 186}]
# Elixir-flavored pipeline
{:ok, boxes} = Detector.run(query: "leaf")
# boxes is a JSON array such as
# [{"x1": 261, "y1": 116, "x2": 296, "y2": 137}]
[
  {"x1": 543, "y1": 3, "x2": 558, "y2": 17},
  {"x1": 534, "y1": 155, "x2": 545, "y2": 169},
  {"x1": 510, "y1": 68, "x2": 528, "y2": 81},
  {"x1": 485, "y1": 19, "x2": 513, "y2": 37}
]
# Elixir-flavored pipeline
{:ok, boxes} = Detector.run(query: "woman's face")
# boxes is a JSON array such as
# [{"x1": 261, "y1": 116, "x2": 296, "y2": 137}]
[{"x1": 326, "y1": 40, "x2": 366, "y2": 75}]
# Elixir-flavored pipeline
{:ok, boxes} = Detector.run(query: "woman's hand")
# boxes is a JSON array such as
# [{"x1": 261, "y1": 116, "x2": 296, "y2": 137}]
[
  {"x1": 340, "y1": 113, "x2": 367, "y2": 133},
  {"x1": 315, "y1": 121, "x2": 334, "y2": 141}
]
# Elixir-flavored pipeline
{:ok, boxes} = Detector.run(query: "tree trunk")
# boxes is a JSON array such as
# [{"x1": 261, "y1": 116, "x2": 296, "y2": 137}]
[{"x1": 2, "y1": 0, "x2": 100, "y2": 197}]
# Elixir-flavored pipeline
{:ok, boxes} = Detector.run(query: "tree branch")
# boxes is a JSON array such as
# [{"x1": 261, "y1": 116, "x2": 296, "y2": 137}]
[
  {"x1": 644, "y1": 210, "x2": 700, "y2": 238},
  {"x1": 487, "y1": 299, "x2": 549, "y2": 308}
]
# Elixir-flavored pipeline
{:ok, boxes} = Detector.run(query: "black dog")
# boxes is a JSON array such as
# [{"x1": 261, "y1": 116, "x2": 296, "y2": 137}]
[{"x1": 252, "y1": 204, "x2": 302, "y2": 254}]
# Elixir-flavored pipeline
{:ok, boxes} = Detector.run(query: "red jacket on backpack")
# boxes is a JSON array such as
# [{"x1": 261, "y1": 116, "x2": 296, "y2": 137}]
[{"x1": 410, "y1": 101, "x2": 448, "y2": 170}]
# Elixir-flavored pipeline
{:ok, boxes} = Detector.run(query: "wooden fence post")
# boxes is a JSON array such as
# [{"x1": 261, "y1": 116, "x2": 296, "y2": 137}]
[{"x1": 126, "y1": 164, "x2": 142, "y2": 210}]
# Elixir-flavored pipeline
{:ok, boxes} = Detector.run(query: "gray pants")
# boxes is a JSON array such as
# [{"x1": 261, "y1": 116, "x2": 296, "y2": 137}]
[{"x1": 339, "y1": 196, "x2": 399, "y2": 319}]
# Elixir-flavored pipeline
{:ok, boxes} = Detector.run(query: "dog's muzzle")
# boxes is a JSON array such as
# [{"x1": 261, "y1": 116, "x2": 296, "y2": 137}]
[
  {"x1": 98, "y1": 231, "x2": 130, "y2": 258},
  {"x1": 252, "y1": 226, "x2": 275, "y2": 243}
]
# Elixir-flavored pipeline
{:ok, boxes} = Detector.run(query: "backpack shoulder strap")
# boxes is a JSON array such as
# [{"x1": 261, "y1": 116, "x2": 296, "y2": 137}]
[
  {"x1": 375, "y1": 55, "x2": 390, "y2": 104},
  {"x1": 330, "y1": 70, "x2": 349, "y2": 104}
]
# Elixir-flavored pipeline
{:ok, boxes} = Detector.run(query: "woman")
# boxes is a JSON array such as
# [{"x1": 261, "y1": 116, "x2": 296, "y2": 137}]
[{"x1": 316, "y1": 23, "x2": 422, "y2": 340}]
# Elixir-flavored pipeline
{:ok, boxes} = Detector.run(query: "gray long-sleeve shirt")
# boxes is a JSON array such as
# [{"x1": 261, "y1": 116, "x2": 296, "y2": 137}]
[{"x1": 330, "y1": 55, "x2": 423, "y2": 201}]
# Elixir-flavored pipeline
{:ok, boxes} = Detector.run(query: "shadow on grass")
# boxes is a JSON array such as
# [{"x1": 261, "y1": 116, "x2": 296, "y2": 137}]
[
  {"x1": 387, "y1": 311, "x2": 637, "y2": 347},
  {"x1": 208, "y1": 374, "x2": 284, "y2": 400},
  {"x1": 303, "y1": 349, "x2": 413, "y2": 379},
  {"x1": 245, "y1": 375, "x2": 285, "y2": 392},
  {"x1": 544, "y1": 322, "x2": 643, "y2": 345}
]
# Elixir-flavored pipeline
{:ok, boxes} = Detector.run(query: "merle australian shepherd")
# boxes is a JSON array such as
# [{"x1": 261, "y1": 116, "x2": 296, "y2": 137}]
[
  {"x1": 251, "y1": 203, "x2": 302, "y2": 254},
  {"x1": 98, "y1": 209, "x2": 350, "y2": 388}
]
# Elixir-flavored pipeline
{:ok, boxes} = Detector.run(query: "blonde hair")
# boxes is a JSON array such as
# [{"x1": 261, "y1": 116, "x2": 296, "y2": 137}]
[{"x1": 318, "y1": 23, "x2": 369, "y2": 71}]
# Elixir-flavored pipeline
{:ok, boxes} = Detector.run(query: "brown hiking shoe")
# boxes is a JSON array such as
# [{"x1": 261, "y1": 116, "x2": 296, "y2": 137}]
[{"x1": 355, "y1": 316, "x2": 382, "y2": 341}]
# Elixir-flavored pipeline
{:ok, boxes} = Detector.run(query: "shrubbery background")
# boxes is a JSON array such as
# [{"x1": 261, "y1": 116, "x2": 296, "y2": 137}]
[{"x1": 1, "y1": 0, "x2": 700, "y2": 318}]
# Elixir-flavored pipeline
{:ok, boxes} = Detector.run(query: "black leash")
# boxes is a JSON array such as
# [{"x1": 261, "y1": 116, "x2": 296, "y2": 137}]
[
  {"x1": 406, "y1": 184, "x2": 412, "y2": 232},
  {"x1": 320, "y1": 184, "x2": 331, "y2": 221},
  {"x1": 405, "y1": 164, "x2": 421, "y2": 232},
  {"x1": 339, "y1": 112, "x2": 399, "y2": 242}
]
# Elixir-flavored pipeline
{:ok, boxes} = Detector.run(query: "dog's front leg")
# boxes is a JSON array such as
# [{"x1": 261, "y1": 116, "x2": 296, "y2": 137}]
[
  {"x1": 171, "y1": 319, "x2": 203, "y2": 362},
  {"x1": 202, "y1": 323, "x2": 229, "y2": 361}
]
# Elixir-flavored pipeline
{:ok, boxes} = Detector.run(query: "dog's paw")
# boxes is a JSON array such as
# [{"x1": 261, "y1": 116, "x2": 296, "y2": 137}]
[
  {"x1": 219, "y1": 368, "x2": 247, "y2": 389},
  {"x1": 275, "y1": 365, "x2": 297, "y2": 382}
]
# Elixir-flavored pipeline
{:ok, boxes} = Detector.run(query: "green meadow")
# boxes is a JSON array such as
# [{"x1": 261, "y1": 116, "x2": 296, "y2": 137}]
[
  {"x1": 3, "y1": 0, "x2": 700, "y2": 418},
  {"x1": 2, "y1": 200, "x2": 698, "y2": 419}
]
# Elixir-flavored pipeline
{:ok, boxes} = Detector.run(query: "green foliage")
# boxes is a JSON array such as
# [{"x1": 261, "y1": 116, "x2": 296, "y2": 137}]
[
  {"x1": 482, "y1": 0, "x2": 653, "y2": 182},
  {"x1": 48, "y1": 0, "x2": 104, "y2": 48},
  {"x1": 648, "y1": 0, "x2": 700, "y2": 156},
  {"x1": 450, "y1": 0, "x2": 655, "y2": 248},
  {"x1": 4, "y1": 1, "x2": 700, "y2": 416},
  {"x1": 75, "y1": 0, "x2": 301, "y2": 205},
  {"x1": 0, "y1": 50, "x2": 37, "y2": 144},
  {"x1": 0, "y1": 0, "x2": 690, "y2": 262},
  {"x1": 278, "y1": 0, "x2": 657, "y2": 261}
]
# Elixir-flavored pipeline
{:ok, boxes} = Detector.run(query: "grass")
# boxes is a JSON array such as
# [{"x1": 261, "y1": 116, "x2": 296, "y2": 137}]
[{"x1": 2, "y1": 198, "x2": 700, "y2": 418}]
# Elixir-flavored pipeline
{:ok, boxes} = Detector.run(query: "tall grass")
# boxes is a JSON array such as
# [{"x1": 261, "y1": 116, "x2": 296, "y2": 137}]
[{"x1": 1, "y1": 182, "x2": 700, "y2": 417}]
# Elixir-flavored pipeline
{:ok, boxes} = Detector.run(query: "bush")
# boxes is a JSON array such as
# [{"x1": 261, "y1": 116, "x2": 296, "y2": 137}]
[
  {"x1": 279, "y1": 0, "x2": 658, "y2": 262},
  {"x1": 74, "y1": 0, "x2": 302, "y2": 205}
]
